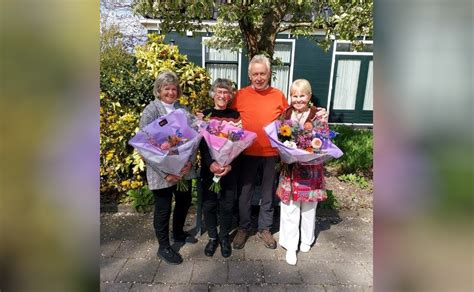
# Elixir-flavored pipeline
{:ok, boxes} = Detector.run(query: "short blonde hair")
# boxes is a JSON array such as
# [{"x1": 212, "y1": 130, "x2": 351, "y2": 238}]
[{"x1": 290, "y1": 79, "x2": 312, "y2": 96}]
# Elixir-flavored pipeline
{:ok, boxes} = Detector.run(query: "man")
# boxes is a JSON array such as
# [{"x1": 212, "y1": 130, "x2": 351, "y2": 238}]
[{"x1": 230, "y1": 54, "x2": 289, "y2": 249}]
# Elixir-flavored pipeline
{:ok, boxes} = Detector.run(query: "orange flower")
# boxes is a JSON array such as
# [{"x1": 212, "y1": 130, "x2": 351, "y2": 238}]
[
  {"x1": 217, "y1": 132, "x2": 228, "y2": 138},
  {"x1": 304, "y1": 122, "x2": 313, "y2": 131},
  {"x1": 168, "y1": 136, "x2": 182, "y2": 146},
  {"x1": 305, "y1": 147, "x2": 314, "y2": 153}
]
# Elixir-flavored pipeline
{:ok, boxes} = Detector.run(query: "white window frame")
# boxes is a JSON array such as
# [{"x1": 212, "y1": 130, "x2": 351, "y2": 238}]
[
  {"x1": 327, "y1": 39, "x2": 373, "y2": 122},
  {"x1": 202, "y1": 37, "x2": 242, "y2": 89},
  {"x1": 273, "y1": 38, "x2": 296, "y2": 99},
  {"x1": 363, "y1": 60, "x2": 373, "y2": 111}
]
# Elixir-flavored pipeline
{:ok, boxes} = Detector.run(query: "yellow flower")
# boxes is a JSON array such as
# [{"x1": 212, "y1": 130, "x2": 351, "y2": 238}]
[{"x1": 279, "y1": 124, "x2": 292, "y2": 137}]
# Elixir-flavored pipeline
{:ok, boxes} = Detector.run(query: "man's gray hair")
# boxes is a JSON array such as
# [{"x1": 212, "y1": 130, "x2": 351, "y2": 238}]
[
  {"x1": 153, "y1": 70, "x2": 182, "y2": 99},
  {"x1": 248, "y1": 54, "x2": 271, "y2": 74}
]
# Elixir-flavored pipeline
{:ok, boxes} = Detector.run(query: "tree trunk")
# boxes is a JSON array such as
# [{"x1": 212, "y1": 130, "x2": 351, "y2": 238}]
[
  {"x1": 239, "y1": 16, "x2": 258, "y2": 60},
  {"x1": 239, "y1": 3, "x2": 288, "y2": 61}
]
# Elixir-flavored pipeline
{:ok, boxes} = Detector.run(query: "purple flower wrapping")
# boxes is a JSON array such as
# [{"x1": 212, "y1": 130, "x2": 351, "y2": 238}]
[
  {"x1": 201, "y1": 120, "x2": 257, "y2": 166},
  {"x1": 129, "y1": 109, "x2": 202, "y2": 176},
  {"x1": 263, "y1": 120, "x2": 343, "y2": 165}
]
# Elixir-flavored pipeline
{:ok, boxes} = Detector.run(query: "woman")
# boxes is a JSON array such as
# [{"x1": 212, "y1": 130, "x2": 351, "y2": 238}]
[
  {"x1": 199, "y1": 78, "x2": 242, "y2": 258},
  {"x1": 276, "y1": 79, "x2": 328, "y2": 265},
  {"x1": 139, "y1": 70, "x2": 198, "y2": 265}
]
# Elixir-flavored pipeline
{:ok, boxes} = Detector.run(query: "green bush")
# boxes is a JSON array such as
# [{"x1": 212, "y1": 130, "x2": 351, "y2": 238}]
[
  {"x1": 100, "y1": 25, "x2": 152, "y2": 110},
  {"x1": 100, "y1": 26, "x2": 146, "y2": 203},
  {"x1": 318, "y1": 190, "x2": 339, "y2": 210},
  {"x1": 127, "y1": 186, "x2": 154, "y2": 213},
  {"x1": 328, "y1": 125, "x2": 373, "y2": 177},
  {"x1": 100, "y1": 26, "x2": 213, "y2": 208},
  {"x1": 338, "y1": 173, "x2": 370, "y2": 189}
]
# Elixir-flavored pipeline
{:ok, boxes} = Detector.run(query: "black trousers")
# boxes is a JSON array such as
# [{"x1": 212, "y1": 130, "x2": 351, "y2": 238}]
[
  {"x1": 152, "y1": 181, "x2": 192, "y2": 249},
  {"x1": 238, "y1": 155, "x2": 278, "y2": 231},
  {"x1": 202, "y1": 187, "x2": 235, "y2": 240},
  {"x1": 201, "y1": 164, "x2": 237, "y2": 240}
]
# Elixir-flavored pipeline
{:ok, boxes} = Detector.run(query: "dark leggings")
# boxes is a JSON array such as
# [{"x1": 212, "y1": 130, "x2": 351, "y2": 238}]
[{"x1": 152, "y1": 182, "x2": 192, "y2": 249}]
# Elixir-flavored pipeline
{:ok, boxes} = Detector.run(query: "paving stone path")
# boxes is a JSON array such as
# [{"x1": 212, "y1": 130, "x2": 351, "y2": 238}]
[{"x1": 101, "y1": 208, "x2": 373, "y2": 291}]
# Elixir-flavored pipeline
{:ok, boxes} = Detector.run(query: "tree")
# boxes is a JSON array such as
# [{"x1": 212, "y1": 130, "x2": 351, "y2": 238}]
[{"x1": 132, "y1": 0, "x2": 373, "y2": 60}]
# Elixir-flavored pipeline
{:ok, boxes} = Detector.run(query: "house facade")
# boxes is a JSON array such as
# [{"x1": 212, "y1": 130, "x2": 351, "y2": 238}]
[{"x1": 101, "y1": 0, "x2": 373, "y2": 126}]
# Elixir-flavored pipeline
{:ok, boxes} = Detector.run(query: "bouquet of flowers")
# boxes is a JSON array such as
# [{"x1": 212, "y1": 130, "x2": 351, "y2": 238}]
[
  {"x1": 129, "y1": 109, "x2": 202, "y2": 191},
  {"x1": 264, "y1": 118, "x2": 343, "y2": 165},
  {"x1": 201, "y1": 119, "x2": 257, "y2": 193}
]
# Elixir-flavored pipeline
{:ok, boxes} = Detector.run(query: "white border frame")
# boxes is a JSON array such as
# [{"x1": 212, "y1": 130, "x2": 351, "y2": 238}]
[{"x1": 201, "y1": 36, "x2": 242, "y2": 89}]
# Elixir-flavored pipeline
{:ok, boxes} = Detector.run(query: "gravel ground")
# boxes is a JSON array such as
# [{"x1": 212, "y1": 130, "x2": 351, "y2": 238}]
[{"x1": 325, "y1": 175, "x2": 373, "y2": 210}]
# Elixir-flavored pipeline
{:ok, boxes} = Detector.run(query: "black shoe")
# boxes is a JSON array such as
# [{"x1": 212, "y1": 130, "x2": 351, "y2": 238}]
[
  {"x1": 204, "y1": 239, "x2": 219, "y2": 257},
  {"x1": 157, "y1": 247, "x2": 183, "y2": 265},
  {"x1": 173, "y1": 232, "x2": 198, "y2": 244},
  {"x1": 220, "y1": 239, "x2": 232, "y2": 258}
]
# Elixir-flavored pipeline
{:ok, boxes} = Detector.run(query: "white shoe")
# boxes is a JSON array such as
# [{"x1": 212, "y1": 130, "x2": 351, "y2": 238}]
[
  {"x1": 300, "y1": 243, "x2": 311, "y2": 252},
  {"x1": 285, "y1": 250, "x2": 297, "y2": 265}
]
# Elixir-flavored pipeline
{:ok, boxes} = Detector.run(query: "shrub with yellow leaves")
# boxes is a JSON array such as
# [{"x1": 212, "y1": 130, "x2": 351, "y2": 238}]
[
  {"x1": 134, "y1": 33, "x2": 213, "y2": 113},
  {"x1": 100, "y1": 27, "x2": 213, "y2": 210}
]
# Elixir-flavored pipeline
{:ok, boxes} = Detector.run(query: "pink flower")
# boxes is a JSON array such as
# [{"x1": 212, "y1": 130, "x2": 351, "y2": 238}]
[{"x1": 160, "y1": 141, "x2": 171, "y2": 151}]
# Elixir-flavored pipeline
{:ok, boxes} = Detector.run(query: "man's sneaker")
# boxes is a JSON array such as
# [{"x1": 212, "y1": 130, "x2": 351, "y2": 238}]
[
  {"x1": 173, "y1": 232, "x2": 198, "y2": 244},
  {"x1": 232, "y1": 229, "x2": 248, "y2": 249},
  {"x1": 257, "y1": 229, "x2": 277, "y2": 249},
  {"x1": 158, "y1": 247, "x2": 183, "y2": 265}
]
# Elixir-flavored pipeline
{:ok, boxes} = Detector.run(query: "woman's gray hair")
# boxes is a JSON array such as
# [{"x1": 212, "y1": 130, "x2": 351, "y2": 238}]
[
  {"x1": 248, "y1": 54, "x2": 271, "y2": 74},
  {"x1": 153, "y1": 70, "x2": 182, "y2": 99},
  {"x1": 209, "y1": 78, "x2": 236, "y2": 99}
]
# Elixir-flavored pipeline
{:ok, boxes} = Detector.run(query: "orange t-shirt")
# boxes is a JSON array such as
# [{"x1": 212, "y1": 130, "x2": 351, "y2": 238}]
[{"x1": 231, "y1": 86, "x2": 289, "y2": 156}]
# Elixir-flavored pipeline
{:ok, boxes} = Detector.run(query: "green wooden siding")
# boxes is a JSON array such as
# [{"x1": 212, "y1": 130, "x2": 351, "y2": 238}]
[
  {"x1": 156, "y1": 32, "x2": 372, "y2": 124},
  {"x1": 293, "y1": 36, "x2": 333, "y2": 109},
  {"x1": 164, "y1": 32, "x2": 206, "y2": 66}
]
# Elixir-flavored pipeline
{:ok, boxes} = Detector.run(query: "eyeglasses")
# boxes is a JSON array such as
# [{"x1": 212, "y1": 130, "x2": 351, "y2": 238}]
[{"x1": 215, "y1": 90, "x2": 231, "y2": 96}]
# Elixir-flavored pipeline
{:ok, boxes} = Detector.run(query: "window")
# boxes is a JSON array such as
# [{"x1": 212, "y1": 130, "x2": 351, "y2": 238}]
[
  {"x1": 363, "y1": 61, "x2": 373, "y2": 111},
  {"x1": 272, "y1": 40, "x2": 295, "y2": 97},
  {"x1": 202, "y1": 37, "x2": 294, "y2": 94},
  {"x1": 332, "y1": 60, "x2": 361, "y2": 110},
  {"x1": 202, "y1": 38, "x2": 241, "y2": 88},
  {"x1": 336, "y1": 41, "x2": 373, "y2": 53}
]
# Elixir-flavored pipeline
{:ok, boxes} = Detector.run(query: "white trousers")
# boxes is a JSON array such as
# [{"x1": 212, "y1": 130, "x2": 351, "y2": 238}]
[{"x1": 279, "y1": 200, "x2": 318, "y2": 251}]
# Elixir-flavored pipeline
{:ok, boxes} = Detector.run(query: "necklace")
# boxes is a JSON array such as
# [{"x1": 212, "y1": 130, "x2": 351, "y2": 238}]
[{"x1": 294, "y1": 109, "x2": 308, "y2": 125}]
